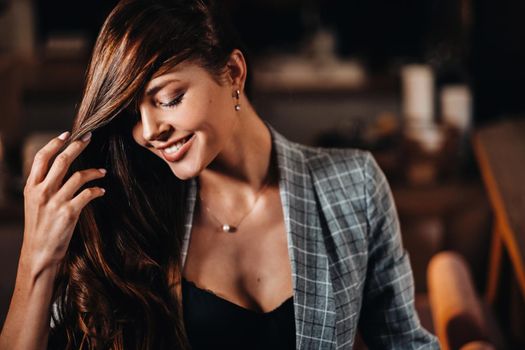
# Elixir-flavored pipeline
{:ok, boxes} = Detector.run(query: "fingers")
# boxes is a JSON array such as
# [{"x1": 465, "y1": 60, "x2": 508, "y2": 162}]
[
  {"x1": 70, "y1": 186, "x2": 106, "y2": 211},
  {"x1": 27, "y1": 131, "x2": 71, "y2": 185},
  {"x1": 25, "y1": 130, "x2": 106, "y2": 225},
  {"x1": 56, "y1": 168, "x2": 107, "y2": 201},
  {"x1": 43, "y1": 132, "x2": 93, "y2": 190}
]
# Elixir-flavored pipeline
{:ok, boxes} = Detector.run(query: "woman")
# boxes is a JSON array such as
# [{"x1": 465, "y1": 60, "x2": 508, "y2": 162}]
[{"x1": 0, "y1": 0, "x2": 440, "y2": 349}]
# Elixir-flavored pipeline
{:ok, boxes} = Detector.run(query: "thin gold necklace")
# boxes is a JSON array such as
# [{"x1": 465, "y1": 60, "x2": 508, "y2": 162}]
[{"x1": 198, "y1": 178, "x2": 271, "y2": 233}]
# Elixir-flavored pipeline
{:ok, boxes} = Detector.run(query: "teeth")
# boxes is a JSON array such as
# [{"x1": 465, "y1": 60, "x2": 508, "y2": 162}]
[
  {"x1": 164, "y1": 141, "x2": 184, "y2": 154},
  {"x1": 163, "y1": 135, "x2": 192, "y2": 154}
]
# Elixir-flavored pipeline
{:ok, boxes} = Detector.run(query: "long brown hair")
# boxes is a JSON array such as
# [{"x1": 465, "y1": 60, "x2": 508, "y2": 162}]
[{"x1": 47, "y1": 0, "x2": 243, "y2": 348}]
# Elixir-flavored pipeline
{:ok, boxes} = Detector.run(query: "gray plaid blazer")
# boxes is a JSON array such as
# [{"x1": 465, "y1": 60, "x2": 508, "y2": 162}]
[{"x1": 181, "y1": 123, "x2": 441, "y2": 349}]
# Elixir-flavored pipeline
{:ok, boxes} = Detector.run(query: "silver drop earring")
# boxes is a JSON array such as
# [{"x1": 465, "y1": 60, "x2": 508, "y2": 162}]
[{"x1": 234, "y1": 89, "x2": 241, "y2": 111}]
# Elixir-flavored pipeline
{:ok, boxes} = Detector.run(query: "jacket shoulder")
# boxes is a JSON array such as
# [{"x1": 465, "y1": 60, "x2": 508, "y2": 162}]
[{"x1": 296, "y1": 143, "x2": 371, "y2": 181}]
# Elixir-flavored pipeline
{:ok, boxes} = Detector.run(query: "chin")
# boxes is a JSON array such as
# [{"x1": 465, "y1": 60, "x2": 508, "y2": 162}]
[{"x1": 167, "y1": 161, "x2": 202, "y2": 181}]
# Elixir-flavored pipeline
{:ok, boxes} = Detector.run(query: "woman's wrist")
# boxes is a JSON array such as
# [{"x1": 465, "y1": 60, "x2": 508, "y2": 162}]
[{"x1": 18, "y1": 245, "x2": 60, "y2": 285}]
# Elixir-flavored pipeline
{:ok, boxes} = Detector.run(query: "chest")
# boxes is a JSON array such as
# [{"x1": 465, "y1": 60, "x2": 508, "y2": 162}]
[{"x1": 182, "y1": 187, "x2": 293, "y2": 313}]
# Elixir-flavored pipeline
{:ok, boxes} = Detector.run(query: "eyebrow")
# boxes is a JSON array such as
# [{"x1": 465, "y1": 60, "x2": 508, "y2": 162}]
[{"x1": 145, "y1": 79, "x2": 181, "y2": 97}]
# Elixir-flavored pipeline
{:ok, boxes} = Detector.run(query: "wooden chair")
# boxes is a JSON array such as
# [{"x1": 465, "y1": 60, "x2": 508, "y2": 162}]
[{"x1": 427, "y1": 251, "x2": 503, "y2": 350}]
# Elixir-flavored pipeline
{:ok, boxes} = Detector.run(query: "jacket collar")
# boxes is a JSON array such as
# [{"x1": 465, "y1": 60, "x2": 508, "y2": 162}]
[{"x1": 181, "y1": 122, "x2": 336, "y2": 348}]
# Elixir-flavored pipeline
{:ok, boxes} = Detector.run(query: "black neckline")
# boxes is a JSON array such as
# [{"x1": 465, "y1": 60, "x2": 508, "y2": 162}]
[{"x1": 182, "y1": 277, "x2": 294, "y2": 315}]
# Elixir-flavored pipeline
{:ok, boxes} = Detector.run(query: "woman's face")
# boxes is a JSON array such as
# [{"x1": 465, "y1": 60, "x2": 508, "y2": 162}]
[{"x1": 132, "y1": 61, "x2": 239, "y2": 180}]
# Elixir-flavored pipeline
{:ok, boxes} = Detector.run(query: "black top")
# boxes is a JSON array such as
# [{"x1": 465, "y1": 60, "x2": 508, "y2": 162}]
[{"x1": 182, "y1": 277, "x2": 296, "y2": 350}]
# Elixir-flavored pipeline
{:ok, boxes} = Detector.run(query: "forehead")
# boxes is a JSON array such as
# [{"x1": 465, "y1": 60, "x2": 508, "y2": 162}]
[{"x1": 144, "y1": 61, "x2": 216, "y2": 96}]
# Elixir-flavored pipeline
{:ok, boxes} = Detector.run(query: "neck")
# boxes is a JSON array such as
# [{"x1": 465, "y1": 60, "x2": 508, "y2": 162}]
[{"x1": 198, "y1": 101, "x2": 275, "y2": 199}]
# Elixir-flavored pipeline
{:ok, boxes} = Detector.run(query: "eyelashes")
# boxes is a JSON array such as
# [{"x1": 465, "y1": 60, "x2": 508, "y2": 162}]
[
  {"x1": 129, "y1": 92, "x2": 185, "y2": 125},
  {"x1": 159, "y1": 92, "x2": 185, "y2": 108}
]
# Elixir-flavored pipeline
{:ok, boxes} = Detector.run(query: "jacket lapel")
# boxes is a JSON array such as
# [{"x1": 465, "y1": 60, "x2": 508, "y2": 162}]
[
  {"x1": 180, "y1": 124, "x2": 337, "y2": 348},
  {"x1": 269, "y1": 125, "x2": 337, "y2": 348}
]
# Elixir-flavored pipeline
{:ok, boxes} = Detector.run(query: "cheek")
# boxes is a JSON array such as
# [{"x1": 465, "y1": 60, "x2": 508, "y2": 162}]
[{"x1": 204, "y1": 92, "x2": 234, "y2": 125}]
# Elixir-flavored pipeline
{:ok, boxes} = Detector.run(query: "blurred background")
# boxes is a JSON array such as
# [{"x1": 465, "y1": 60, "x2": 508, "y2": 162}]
[{"x1": 1, "y1": 0, "x2": 524, "y2": 349}]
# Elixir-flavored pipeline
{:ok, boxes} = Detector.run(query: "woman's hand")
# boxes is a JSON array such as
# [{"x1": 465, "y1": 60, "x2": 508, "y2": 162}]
[{"x1": 20, "y1": 131, "x2": 106, "y2": 277}]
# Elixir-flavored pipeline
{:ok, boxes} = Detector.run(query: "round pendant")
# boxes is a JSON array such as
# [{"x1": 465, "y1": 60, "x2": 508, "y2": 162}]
[{"x1": 222, "y1": 224, "x2": 233, "y2": 233}]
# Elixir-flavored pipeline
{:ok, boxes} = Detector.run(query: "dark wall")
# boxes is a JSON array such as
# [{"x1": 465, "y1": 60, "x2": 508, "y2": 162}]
[
  {"x1": 471, "y1": 0, "x2": 525, "y2": 123},
  {"x1": 320, "y1": 0, "x2": 435, "y2": 69},
  {"x1": 34, "y1": 0, "x2": 118, "y2": 44}
]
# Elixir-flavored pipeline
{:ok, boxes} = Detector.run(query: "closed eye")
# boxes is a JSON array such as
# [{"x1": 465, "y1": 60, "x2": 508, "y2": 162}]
[{"x1": 159, "y1": 93, "x2": 185, "y2": 108}]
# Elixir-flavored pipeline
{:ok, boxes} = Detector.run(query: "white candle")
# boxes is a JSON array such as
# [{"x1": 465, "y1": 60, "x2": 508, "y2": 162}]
[
  {"x1": 401, "y1": 64, "x2": 435, "y2": 125},
  {"x1": 440, "y1": 85, "x2": 472, "y2": 133}
]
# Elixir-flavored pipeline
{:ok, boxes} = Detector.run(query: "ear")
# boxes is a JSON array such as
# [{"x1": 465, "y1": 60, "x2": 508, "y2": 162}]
[{"x1": 225, "y1": 49, "x2": 247, "y2": 93}]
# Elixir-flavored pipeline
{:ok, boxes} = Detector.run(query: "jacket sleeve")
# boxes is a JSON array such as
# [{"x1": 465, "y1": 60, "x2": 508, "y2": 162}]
[{"x1": 358, "y1": 152, "x2": 441, "y2": 349}]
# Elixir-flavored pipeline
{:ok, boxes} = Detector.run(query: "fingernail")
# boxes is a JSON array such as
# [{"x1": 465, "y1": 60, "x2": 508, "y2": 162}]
[
  {"x1": 58, "y1": 131, "x2": 70, "y2": 140},
  {"x1": 81, "y1": 132, "x2": 92, "y2": 142},
  {"x1": 100, "y1": 188, "x2": 106, "y2": 194},
  {"x1": 99, "y1": 168, "x2": 107, "y2": 175}
]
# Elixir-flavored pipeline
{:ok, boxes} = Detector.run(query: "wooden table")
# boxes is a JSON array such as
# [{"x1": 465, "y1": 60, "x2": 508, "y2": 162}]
[{"x1": 473, "y1": 118, "x2": 525, "y2": 305}]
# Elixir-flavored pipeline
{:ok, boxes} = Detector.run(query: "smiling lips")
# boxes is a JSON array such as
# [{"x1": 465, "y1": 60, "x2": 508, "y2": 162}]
[
  {"x1": 159, "y1": 133, "x2": 195, "y2": 162},
  {"x1": 164, "y1": 135, "x2": 191, "y2": 154}
]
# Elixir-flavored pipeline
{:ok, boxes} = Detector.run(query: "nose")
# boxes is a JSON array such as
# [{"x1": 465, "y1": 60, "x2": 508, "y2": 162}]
[{"x1": 140, "y1": 109, "x2": 172, "y2": 142}]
